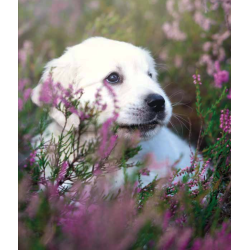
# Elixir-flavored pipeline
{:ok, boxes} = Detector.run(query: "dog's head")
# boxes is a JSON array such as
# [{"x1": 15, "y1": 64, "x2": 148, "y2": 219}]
[{"x1": 32, "y1": 37, "x2": 172, "y2": 139}]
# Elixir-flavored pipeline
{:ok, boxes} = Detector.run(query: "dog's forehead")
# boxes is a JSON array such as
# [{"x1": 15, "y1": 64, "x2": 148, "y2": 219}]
[{"x1": 71, "y1": 37, "x2": 154, "y2": 72}]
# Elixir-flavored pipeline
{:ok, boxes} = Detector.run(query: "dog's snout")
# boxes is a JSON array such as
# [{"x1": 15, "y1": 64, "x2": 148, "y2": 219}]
[{"x1": 145, "y1": 94, "x2": 165, "y2": 112}]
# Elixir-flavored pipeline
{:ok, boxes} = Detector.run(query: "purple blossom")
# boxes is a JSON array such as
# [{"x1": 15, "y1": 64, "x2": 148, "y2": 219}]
[
  {"x1": 139, "y1": 168, "x2": 150, "y2": 176},
  {"x1": 192, "y1": 73, "x2": 202, "y2": 85},
  {"x1": 191, "y1": 222, "x2": 231, "y2": 250},
  {"x1": 23, "y1": 88, "x2": 32, "y2": 102},
  {"x1": 74, "y1": 88, "x2": 83, "y2": 95},
  {"x1": 162, "y1": 22, "x2": 187, "y2": 41},
  {"x1": 18, "y1": 40, "x2": 33, "y2": 67},
  {"x1": 98, "y1": 118, "x2": 118, "y2": 159},
  {"x1": 96, "y1": 81, "x2": 120, "y2": 160},
  {"x1": 57, "y1": 161, "x2": 69, "y2": 184},
  {"x1": 18, "y1": 79, "x2": 29, "y2": 91},
  {"x1": 69, "y1": 106, "x2": 79, "y2": 116},
  {"x1": 39, "y1": 76, "x2": 58, "y2": 105},
  {"x1": 29, "y1": 151, "x2": 37, "y2": 165},
  {"x1": 220, "y1": 109, "x2": 231, "y2": 133},
  {"x1": 38, "y1": 77, "x2": 84, "y2": 119},
  {"x1": 213, "y1": 61, "x2": 229, "y2": 88},
  {"x1": 18, "y1": 98, "x2": 23, "y2": 111}
]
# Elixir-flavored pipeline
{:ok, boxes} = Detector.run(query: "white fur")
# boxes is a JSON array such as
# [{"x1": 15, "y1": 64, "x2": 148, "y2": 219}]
[{"x1": 32, "y1": 37, "x2": 193, "y2": 187}]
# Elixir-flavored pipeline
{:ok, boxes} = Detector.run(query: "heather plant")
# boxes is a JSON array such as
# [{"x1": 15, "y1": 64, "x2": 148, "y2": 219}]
[
  {"x1": 19, "y1": 0, "x2": 231, "y2": 249},
  {"x1": 18, "y1": 74, "x2": 231, "y2": 249}
]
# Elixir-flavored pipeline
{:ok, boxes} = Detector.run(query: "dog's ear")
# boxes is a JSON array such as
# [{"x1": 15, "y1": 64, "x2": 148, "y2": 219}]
[
  {"x1": 31, "y1": 48, "x2": 80, "y2": 130},
  {"x1": 31, "y1": 48, "x2": 77, "y2": 106}
]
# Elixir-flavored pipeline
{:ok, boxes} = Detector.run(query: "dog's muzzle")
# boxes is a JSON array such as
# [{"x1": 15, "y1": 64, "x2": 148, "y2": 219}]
[{"x1": 118, "y1": 93, "x2": 166, "y2": 137}]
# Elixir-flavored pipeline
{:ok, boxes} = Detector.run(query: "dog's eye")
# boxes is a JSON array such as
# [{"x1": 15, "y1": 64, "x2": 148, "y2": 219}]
[
  {"x1": 106, "y1": 72, "x2": 120, "y2": 84},
  {"x1": 148, "y1": 72, "x2": 153, "y2": 78}
]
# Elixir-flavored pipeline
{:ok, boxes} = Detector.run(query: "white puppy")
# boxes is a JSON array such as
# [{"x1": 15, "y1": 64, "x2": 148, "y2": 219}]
[{"x1": 32, "y1": 37, "x2": 193, "y2": 187}]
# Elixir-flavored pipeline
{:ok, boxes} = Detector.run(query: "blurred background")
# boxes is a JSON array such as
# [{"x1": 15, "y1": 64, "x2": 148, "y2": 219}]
[{"x1": 18, "y1": 0, "x2": 231, "y2": 159}]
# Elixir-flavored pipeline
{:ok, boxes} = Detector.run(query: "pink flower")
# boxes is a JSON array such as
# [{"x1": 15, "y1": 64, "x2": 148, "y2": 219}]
[
  {"x1": 139, "y1": 168, "x2": 150, "y2": 176},
  {"x1": 220, "y1": 109, "x2": 231, "y2": 133},
  {"x1": 29, "y1": 151, "x2": 37, "y2": 164},
  {"x1": 23, "y1": 88, "x2": 32, "y2": 102},
  {"x1": 98, "y1": 118, "x2": 118, "y2": 159},
  {"x1": 18, "y1": 79, "x2": 29, "y2": 91},
  {"x1": 213, "y1": 61, "x2": 229, "y2": 88},
  {"x1": 162, "y1": 22, "x2": 187, "y2": 41},
  {"x1": 18, "y1": 98, "x2": 23, "y2": 111},
  {"x1": 39, "y1": 77, "x2": 57, "y2": 105},
  {"x1": 57, "y1": 161, "x2": 69, "y2": 184},
  {"x1": 192, "y1": 73, "x2": 202, "y2": 85},
  {"x1": 18, "y1": 40, "x2": 33, "y2": 67}
]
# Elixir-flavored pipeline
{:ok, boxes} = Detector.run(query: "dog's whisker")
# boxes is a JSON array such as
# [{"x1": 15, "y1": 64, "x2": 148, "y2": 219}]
[
  {"x1": 155, "y1": 63, "x2": 168, "y2": 71},
  {"x1": 169, "y1": 91, "x2": 184, "y2": 100},
  {"x1": 173, "y1": 113, "x2": 191, "y2": 122},
  {"x1": 171, "y1": 95, "x2": 185, "y2": 110},
  {"x1": 173, "y1": 116, "x2": 184, "y2": 135},
  {"x1": 172, "y1": 103, "x2": 193, "y2": 111},
  {"x1": 161, "y1": 83, "x2": 171, "y2": 91},
  {"x1": 173, "y1": 114, "x2": 190, "y2": 125},
  {"x1": 172, "y1": 112, "x2": 189, "y2": 117},
  {"x1": 172, "y1": 114, "x2": 190, "y2": 132},
  {"x1": 169, "y1": 120, "x2": 179, "y2": 135}
]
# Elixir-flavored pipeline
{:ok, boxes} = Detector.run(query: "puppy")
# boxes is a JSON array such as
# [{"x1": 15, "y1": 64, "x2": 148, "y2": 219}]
[{"x1": 32, "y1": 37, "x2": 193, "y2": 188}]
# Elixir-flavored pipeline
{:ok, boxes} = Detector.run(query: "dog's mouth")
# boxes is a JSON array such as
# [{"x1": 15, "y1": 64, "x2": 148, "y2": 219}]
[{"x1": 118, "y1": 120, "x2": 162, "y2": 132}]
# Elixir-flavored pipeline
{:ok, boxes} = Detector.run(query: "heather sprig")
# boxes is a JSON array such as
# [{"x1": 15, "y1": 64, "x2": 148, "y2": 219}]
[
  {"x1": 220, "y1": 109, "x2": 231, "y2": 134},
  {"x1": 214, "y1": 61, "x2": 230, "y2": 88}
]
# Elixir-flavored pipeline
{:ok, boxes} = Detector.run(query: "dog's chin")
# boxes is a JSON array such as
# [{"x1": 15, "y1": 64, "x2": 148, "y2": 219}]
[{"x1": 117, "y1": 121, "x2": 163, "y2": 140}]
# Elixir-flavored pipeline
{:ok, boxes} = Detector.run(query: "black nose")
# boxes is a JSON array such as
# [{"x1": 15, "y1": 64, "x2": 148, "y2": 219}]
[{"x1": 145, "y1": 94, "x2": 165, "y2": 112}]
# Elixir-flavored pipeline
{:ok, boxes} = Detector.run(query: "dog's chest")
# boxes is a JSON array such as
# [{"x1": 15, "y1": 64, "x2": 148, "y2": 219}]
[{"x1": 125, "y1": 127, "x2": 193, "y2": 187}]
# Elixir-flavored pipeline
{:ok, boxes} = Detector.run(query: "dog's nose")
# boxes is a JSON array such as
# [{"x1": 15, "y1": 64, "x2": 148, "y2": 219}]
[{"x1": 145, "y1": 94, "x2": 165, "y2": 112}]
